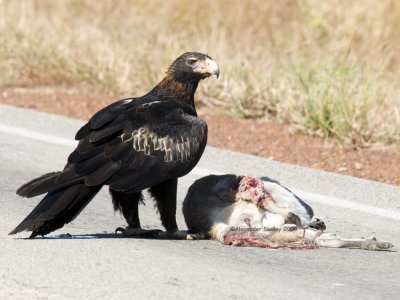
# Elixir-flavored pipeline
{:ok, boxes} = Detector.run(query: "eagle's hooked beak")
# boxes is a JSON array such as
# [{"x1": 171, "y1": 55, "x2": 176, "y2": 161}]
[
  {"x1": 205, "y1": 57, "x2": 220, "y2": 78},
  {"x1": 194, "y1": 57, "x2": 220, "y2": 79}
]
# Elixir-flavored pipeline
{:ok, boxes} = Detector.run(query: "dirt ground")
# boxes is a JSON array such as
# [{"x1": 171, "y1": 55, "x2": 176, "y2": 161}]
[{"x1": 1, "y1": 88, "x2": 399, "y2": 186}]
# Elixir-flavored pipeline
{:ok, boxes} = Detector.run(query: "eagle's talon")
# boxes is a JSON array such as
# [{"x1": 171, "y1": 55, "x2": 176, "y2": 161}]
[
  {"x1": 186, "y1": 232, "x2": 207, "y2": 240},
  {"x1": 157, "y1": 230, "x2": 199, "y2": 240},
  {"x1": 115, "y1": 226, "x2": 163, "y2": 238},
  {"x1": 115, "y1": 227, "x2": 125, "y2": 235}
]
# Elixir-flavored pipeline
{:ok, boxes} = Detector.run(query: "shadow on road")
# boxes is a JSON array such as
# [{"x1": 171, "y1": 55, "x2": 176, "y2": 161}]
[
  {"x1": 13, "y1": 232, "x2": 201, "y2": 241},
  {"x1": 38, "y1": 233, "x2": 121, "y2": 239}
]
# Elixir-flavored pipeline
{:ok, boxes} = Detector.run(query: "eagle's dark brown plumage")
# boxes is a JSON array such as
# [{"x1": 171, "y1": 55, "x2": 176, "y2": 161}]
[{"x1": 10, "y1": 52, "x2": 219, "y2": 238}]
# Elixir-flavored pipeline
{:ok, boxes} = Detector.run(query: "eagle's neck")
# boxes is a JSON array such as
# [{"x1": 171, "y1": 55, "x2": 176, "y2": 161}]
[{"x1": 149, "y1": 76, "x2": 200, "y2": 108}]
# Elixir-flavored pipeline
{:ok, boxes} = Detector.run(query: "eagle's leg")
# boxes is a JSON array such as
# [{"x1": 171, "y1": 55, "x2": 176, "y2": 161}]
[
  {"x1": 110, "y1": 189, "x2": 162, "y2": 237},
  {"x1": 149, "y1": 178, "x2": 179, "y2": 232},
  {"x1": 149, "y1": 178, "x2": 194, "y2": 239}
]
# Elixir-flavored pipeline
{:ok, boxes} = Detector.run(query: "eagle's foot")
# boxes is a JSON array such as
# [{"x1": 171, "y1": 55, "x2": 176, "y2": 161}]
[
  {"x1": 157, "y1": 230, "x2": 204, "y2": 240},
  {"x1": 186, "y1": 232, "x2": 208, "y2": 240},
  {"x1": 115, "y1": 226, "x2": 162, "y2": 238}
]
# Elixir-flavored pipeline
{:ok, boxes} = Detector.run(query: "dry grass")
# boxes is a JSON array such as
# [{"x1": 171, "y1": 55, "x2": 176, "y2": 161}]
[{"x1": 1, "y1": 0, "x2": 400, "y2": 146}]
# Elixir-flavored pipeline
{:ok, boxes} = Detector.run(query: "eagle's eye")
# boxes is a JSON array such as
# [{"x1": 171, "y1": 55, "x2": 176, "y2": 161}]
[{"x1": 187, "y1": 58, "x2": 198, "y2": 65}]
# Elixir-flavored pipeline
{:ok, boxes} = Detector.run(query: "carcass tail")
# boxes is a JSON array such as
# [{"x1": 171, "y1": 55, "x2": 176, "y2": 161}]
[{"x1": 10, "y1": 183, "x2": 102, "y2": 238}]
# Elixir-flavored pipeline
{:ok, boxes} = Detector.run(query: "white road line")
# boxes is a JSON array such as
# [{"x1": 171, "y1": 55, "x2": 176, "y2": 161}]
[
  {"x1": 1, "y1": 122, "x2": 400, "y2": 221},
  {"x1": 290, "y1": 189, "x2": 400, "y2": 221},
  {"x1": 0, "y1": 123, "x2": 77, "y2": 147}
]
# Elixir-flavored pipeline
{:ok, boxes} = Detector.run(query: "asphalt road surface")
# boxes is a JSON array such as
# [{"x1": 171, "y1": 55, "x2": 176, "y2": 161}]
[{"x1": 1, "y1": 104, "x2": 399, "y2": 300}]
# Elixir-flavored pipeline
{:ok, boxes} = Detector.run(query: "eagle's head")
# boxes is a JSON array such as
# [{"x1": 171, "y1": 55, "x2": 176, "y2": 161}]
[{"x1": 167, "y1": 52, "x2": 220, "y2": 82}]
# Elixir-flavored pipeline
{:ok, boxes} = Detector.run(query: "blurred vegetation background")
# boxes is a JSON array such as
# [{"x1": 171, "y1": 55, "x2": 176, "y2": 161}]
[{"x1": 0, "y1": 0, "x2": 399, "y2": 146}]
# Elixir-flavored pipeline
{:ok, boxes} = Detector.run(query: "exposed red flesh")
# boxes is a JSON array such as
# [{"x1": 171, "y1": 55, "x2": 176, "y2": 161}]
[
  {"x1": 238, "y1": 176, "x2": 273, "y2": 206},
  {"x1": 223, "y1": 231, "x2": 319, "y2": 250}
]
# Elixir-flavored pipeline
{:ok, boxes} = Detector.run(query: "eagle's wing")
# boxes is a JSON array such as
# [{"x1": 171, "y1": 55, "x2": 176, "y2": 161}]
[{"x1": 63, "y1": 99, "x2": 207, "y2": 193}]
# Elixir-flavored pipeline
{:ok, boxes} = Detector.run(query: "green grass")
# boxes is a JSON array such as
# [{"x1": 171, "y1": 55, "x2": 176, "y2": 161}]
[{"x1": 1, "y1": 0, "x2": 399, "y2": 146}]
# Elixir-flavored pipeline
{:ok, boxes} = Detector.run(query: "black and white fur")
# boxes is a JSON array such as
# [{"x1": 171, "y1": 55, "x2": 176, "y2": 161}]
[{"x1": 183, "y1": 175, "x2": 393, "y2": 250}]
